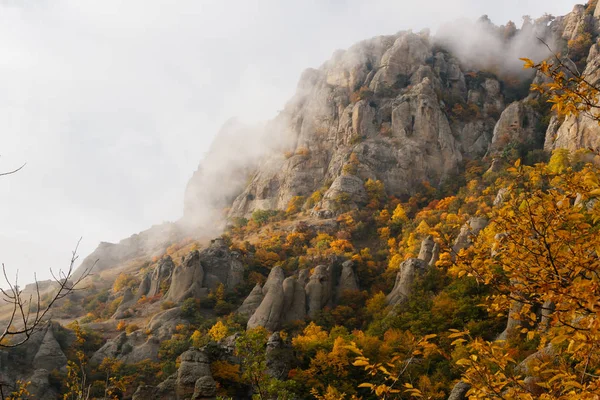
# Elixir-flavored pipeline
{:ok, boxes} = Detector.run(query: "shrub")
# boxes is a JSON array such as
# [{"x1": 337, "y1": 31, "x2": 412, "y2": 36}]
[
  {"x1": 116, "y1": 321, "x2": 127, "y2": 332},
  {"x1": 125, "y1": 324, "x2": 140, "y2": 334},
  {"x1": 161, "y1": 301, "x2": 176, "y2": 310}
]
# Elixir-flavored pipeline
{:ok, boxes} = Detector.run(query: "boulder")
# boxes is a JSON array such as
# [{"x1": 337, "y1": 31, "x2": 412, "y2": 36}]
[
  {"x1": 265, "y1": 332, "x2": 293, "y2": 380},
  {"x1": 247, "y1": 267, "x2": 286, "y2": 331},
  {"x1": 452, "y1": 217, "x2": 488, "y2": 254},
  {"x1": 305, "y1": 265, "x2": 333, "y2": 318},
  {"x1": 165, "y1": 251, "x2": 207, "y2": 303},
  {"x1": 32, "y1": 326, "x2": 67, "y2": 371},
  {"x1": 237, "y1": 284, "x2": 264, "y2": 318},
  {"x1": 135, "y1": 273, "x2": 152, "y2": 300},
  {"x1": 176, "y1": 349, "x2": 216, "y2": 399},
  {"x1": 27, "y1": 369, "x2": 58, "y2": 400},
  {"x1": 282, "y1": 276, "x2": 306, "y2": 323},
  {"x1": 148, "y1": 256, "x2": 175, "y2": 297},
  {"x1": 417, "y1": 235, "x2": 435, "y2": 264},
  {"x1": 336, "y1": 260, "x2": 359, "y2": 298},
  {"x1": 198, "y1": 238, "x2": 244, "y2": 290},
  {"x1": 448, "y1": 381, "x2": 470, "y2": 400},
  {"x1": 386, "y1": 258, "x2": 428, "y2": 306},
  {"x1": 113, "y1": 287, "x2": 136, "y2": 319},
  {"x1": 146, "y1": 307, "x2": 187, "y2": 341}
]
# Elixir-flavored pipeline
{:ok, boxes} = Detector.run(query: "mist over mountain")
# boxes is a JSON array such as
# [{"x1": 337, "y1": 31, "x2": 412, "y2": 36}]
[{"x1": 2, "y1": 2, "x2": 599, "y2": 399}]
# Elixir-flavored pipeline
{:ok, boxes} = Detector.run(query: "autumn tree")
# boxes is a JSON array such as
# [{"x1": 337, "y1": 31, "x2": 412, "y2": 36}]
[{"x1": 447, "y1": 158, "x2": 600, "y2": 398}]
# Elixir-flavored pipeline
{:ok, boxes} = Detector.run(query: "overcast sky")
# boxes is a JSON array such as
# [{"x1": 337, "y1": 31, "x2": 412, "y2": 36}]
[{"x1": 0, "y1": 0, "x2": 576, "y2": 285}]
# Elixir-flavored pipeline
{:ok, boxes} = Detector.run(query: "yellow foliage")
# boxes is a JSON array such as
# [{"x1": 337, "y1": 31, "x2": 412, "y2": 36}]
[
  {"x1": 208, "y1": 321, "x2": 229, "y2": 342},
  {"x1": 391, "y1": 204, "x2": 408, "y2": 224},
  {"x1": 211, "y1": 360, "x2": 241, "y2": 382},
  {"x1": 292, "y1": 322, "x2": 329, "y2": 353}
]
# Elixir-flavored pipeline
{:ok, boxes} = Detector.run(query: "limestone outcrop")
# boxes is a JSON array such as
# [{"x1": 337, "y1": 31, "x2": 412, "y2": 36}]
[
  {"x1": 448, "y1": 381, "x2": 470, "y2": 400},
  {"x1": 386, "y1": 258, "x2": 428, "y2": 306},
  {"x1": 336, "y1": 260, "x2": 359, "y2": 298},
  {"x1": 175, "y1": 349, "x2": 216, "y2": 399},
  {"x1": 145, "y1": 348, "x2": 217, "y2": 400},
  {"x1": 282, "y1": 276, "x2": 307, "y2": 323},
  {"x1": 417, "y1": 235, "x2": 435, "y2": 264},
  {"x1": 452, "y1": 217, "x2": 489, "y2": 254},
  {"x1": 305, "y1": 265, "x2": 333, "y2": 318},
  {"x1": 147, "y1": 256, "x2": 175, "y2": 298},
  {"x1": 32, "y1": 326, "x2": 67, "y2": 371},
  {"x1": 237, "y1": 284, "x2": 264, "y2": 318},
  {"x1": 165, "y1": 251, "x2": 206, "y2": 303},
  {"x1": 247, "y1": 267, "x2": 286, "y2": 331},
  {"x1": 113, "y1": 287, "x2": 136, "y2": 319},
  {"x1": 198, "y1": 238, "x2": 244, "y2": 290},
  {"x1": 91, "y1": 331, "x2": 160, "y2": 365},
  {"x1": 489, "y1": 101, "x2": 540, "y2": 154}
]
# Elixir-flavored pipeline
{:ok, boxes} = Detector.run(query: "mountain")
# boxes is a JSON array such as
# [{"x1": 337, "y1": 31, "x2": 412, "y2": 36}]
[{"x1": 2, "y1": 2, "x2": 600, "y2": 399}]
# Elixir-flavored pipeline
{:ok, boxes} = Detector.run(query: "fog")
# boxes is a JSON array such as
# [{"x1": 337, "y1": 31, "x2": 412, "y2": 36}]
[{"x1": 0, "y1": 0, "x2": 575, "y2": 285}]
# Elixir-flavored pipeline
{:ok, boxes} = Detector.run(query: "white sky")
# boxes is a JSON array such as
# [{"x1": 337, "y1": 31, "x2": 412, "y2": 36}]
[{"x1": 0, "y1": 0, "x2": 576, "y2": 285}]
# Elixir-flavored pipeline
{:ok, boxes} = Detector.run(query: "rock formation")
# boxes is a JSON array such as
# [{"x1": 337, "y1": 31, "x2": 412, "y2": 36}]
[
  {"x1": 305, "y1": 265, "x2": 333, "y2": 318},
  {"x1": 145, "y1": 348, "x2": 217, "y2": 400},
  {"x1": 452, "y1": 217, "x2": 489, "y2": 254},
  {"x1": 148, "y1": 256, "x2": 175, "y2": 297},
  {"x1": 417, "y1": 235, "x2": 435, "y2": 264},
  {"x1": 237, "y1": 284, "x2": 264, "y2": 318},
  {"x1": 386, "y1": 258, "x2": 428, "y2": 306},
  {"x1": 32, "y1": 326, "x2": 67, "y2": 371},
  {"x1": 175, "y1": 349, "x2": 216, "y2": 399},
  {"x1": 113, "y1": 287, "x2": 136, "y2": 319},
  {"x1": 489, "y1": 101, "x2": 540, "y2": 154},
  {"x1": 165, "y1": 251, "x2": 206, "y2": 303},
  {"x1": 265, "y1": 332, "x2": 294, "y2": 381},
  {"x1": 198, "y1": 238, "x2": 244, "y2": 290},
  {"x1": 282, "y1": 276, "x2": 307, "y2": 323},
  {"x1": 247, "y1": 267, "x2": 286, "y2": 331},
  {"x1": 336, "y1": 260, "x2": 359, "y2": 298},
  {"x1": 448, "y1": 381, "x2": 470, "y2": 400},
  {"x1": 91, "y1": 331, "x2": 160, "y2": 365}
]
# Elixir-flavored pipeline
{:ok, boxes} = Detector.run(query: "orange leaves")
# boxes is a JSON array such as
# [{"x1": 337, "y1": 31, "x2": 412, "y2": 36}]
[
  {"x1": 521, "y1": 55, "x2": 600, "y2": 125},
  {"x1": 451, "y1": 158, "x2": 600, "y2": 398}
]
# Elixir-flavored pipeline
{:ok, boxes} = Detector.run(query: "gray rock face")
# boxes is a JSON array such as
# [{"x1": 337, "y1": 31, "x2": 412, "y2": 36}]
[
  {"x1": 132, "y1": 385, "x2": 157, "y2": 400},
  {"x1": 386, "y1": 258, "x2": 428, "y2": 306},
  {"x1": 176, "y1": 349, "x2": 216, "y2": 399},
  {"x1": 146, "y1": 308, "x2": 187, "y2": 341},
  {"x1": 305, "y1": 265, "x2": 333, "y2": 318},
  {"x1": 336, "y1": 260, "x2": 359, "y2": 298},
  {"x1": 198, "y1": 238, "x2": 244, "y2": 290},
  {"x1": 319, "y1": 174, "x2": 368, "y2": 213},
  {"x1": 489, "y1": 101, "x2": 539, "y2": 154},
  {"x1": 448, "y1": 381, "x2": 470, "y2": 400},
  {"x1": 282, "y1": 276, "x2": 307, "y2": 323},
  {"x1": 265, "y1": 332, "x2": 293, "y2": 380},
  {"x1": 27, "y1": 369, "x2": 58, "y2": 400},
  {"x1": 113, "y1": 287, "x2": 136, "y2": 319},
  {"x1": 148, "y1": 256, "x2": 175, "y2": 297},
  {"x1": 165, "y1": 251, "x2": 206, "y2": 303},
  {"x1": 91, "y1": 330, "x2": 159, "y2": 365},
  {"x1": 247, "y1": 267, "x2": 286, "y2": 331},
  {"x1": 429, "y1": 243, "x2": 440, "y2": 267},
  {"x1": 453, "y1": 217, "x2": 489, "y2": 254},
  {"x1": 493, "y1": 187, "x2": 509, "y2": 207},
  {"x1": 237, "y1": 284, "x2": 264, "y2": 318},
  {"x1": 226, "y1": 31, "x2": 483, "y2": 220},
  {"x1": 417, "y1": 235, "x2": 435, "y2": 264},
  {"x1": 32, "y1": 327, "x2": 67, "y2": 371}
]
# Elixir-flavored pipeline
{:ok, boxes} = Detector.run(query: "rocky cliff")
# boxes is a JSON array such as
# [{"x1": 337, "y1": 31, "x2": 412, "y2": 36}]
[{"x1": 6, "y1": 3, "x2": 600, "y2": 400}]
